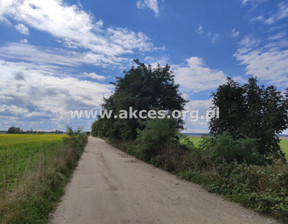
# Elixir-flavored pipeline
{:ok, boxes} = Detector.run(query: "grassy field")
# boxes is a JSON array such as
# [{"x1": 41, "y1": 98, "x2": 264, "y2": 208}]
[
  {"x1": 0, "y1": 134, "x2": 65, "y2": 190},
  {"x1": 186, "y1": 136, "x2": 288, "y2": 159},
  {"x1": 0, "y1": 133, "x2": 87, "y2": 223}
]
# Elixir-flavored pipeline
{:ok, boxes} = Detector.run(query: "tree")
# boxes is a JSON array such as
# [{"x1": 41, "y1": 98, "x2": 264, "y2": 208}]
[
  {"x1": 92, "y1": 59, "x2": 187, "y2": 140},
  {"x1": 7, "y1": 126, "x2": 23, "y2": 133},
  {"x1": 210, "y1": 77, "x2": 246, "y2": 139},
  {"x1": 210, "y1": 77, "x2": 288, "y2": 159}
]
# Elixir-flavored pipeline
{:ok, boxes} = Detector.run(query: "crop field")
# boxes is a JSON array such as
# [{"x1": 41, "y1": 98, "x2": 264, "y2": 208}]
[
  {"x1": 0, "y1": 133, "x2": 88, "y2": 223},
  {"x1": 0, "y1": 134, "x2": 66, "y2": 191},
  {"x1": 186, "y1": 136, "x2": 288, "y2": 159}
]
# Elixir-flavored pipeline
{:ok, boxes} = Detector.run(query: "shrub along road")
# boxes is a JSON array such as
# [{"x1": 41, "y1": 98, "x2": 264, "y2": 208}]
[{"x1": 50, "y1": 137, "x2": 278, "y2": 224}]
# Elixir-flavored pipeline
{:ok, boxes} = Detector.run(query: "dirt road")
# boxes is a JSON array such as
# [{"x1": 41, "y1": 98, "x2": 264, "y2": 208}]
[{"x1": 50, "y1": 137, "x2": 277, "y2": 224}]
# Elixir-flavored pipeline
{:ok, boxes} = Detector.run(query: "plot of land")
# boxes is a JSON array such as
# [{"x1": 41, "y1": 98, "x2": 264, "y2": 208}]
[
  {"x1": 0, "y1": 134, "x2": 65, "y2": 190},
  {"x1": 51, "y1": 137, "x2": 277, "y2": 224}
]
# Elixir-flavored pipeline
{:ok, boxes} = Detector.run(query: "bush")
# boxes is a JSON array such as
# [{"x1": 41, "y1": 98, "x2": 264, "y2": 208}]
[
  {"x1": 136, "y1": 118, "x2": 177, "y2": 161},
  {"x1": 206, "y1": 133, "x2": 265, "y2": 165}
]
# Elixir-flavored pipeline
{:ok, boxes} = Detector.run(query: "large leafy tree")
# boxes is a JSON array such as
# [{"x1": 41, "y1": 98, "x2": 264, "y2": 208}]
[
  {"x1": 210, "y1": 77, "x2": 288, "y2": 159},
  {"x1": 92, "y1": 59, "x2": 187, "y2": 140}
]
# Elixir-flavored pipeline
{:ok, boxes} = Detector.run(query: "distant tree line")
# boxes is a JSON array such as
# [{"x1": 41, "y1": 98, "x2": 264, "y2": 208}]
[
  {"x1": 7, "y1": 126, "x2": 23, "y2": 134},
  {"x1": 6, "y1": 127, "x2": 65, "y2": 134}
]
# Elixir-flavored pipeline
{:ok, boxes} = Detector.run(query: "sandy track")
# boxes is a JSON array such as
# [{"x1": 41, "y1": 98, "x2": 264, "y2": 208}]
[{"x1": 50, "y1": 137, "x2": 278, "y2": 224}]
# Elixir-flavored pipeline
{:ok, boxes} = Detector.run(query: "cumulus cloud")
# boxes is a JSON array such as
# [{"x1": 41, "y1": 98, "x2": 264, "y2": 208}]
[
  {"x1": 15, "y1": 24, "x2": 29, "y2": 35},
  {"x1": 0, "y1": 0, "x2": 156, "y2": 56},
  {"x1": 83, "y1": 72, "x2": 106, "y2": 80},
  {"x1": 136, "y1": 0, "x2": 160, "y2": 16},
  {"x1": 174, "y1": 57, "x2": 227, "y2": 94},
  {"x1": 0, "y1": 105, "x2": 29, "y2": 115},
  {"x1": 0, "y1": 59, "x2": 113, "y2": 130},
  {"x1": 234, "y1": 34, "x2": 288, "y2": 88}
]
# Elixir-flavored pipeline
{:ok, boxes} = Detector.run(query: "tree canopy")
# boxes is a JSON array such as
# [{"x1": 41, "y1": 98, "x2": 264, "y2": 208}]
[
  {"x1": 92, "y1": 59, "x2": 187, "y2": 140},
  {"x1": 210, "y1": 77, "x2": 288, "y2": 159},
  {"x1": 7, "y1": 126, "x2": 23, "y2": 134}
]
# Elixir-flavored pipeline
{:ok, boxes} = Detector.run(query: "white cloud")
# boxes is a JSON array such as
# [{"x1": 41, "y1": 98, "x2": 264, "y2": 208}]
[
  {"x1": 136, "y1": 0, "x2": 160, "y2": 16},
  {"x1": 267, "y1": 31, "x2": 286, "y2": 41},
  {"x1": 264, "y1": 2, "x2": 288, "y2": 24},
  {"x1": 182, "y1": 99, "x2": 214, "y2": 134},
  {"x1": 234, "y1": 35, "x2": 288, "y2": 87},
  {"x1": 195, "y1": 26, "x2": 204, "y2": 35},
  {"x1": 195, "y1": 25, "x2": 220, "y2": 44},
  {"x1": 174, "y1": 57, "x2": 227, "y2": 94},
  {"x1": 211, "y1": 33, "x2": 220, "y2": 43},
  {"x1": 250, "y1": 15, "x2": 265, "y2": 23},
  {"x1": 0, "y1": 59, "x2": 113, "y2": 130},
  {"x1": 143, "y1": 55, "x2": 169, "y2": 67},
  {"x1": 15, "y1": 23, "x2": 29, "y2": 35},
  {"x1": 241, "y1": 0, "x2": 268, "y2": 7},
  {"x1": 0, "y1": 0, "x2": 156, "y2": 56},
  {"x1": 107, "y1": 27, "x2": 154, "y2": 52},
  {"x1": 231, "y1": 28, "x2": 240, "y2": 38},
  {"x1": 0, "y1": 105, "x2": 29, "y2": 115},
  {"x1": 0, "y1": 42, "x2": 124, "y2": 69},
  {"x1": 20, "y1": 39, "x2": 28, "y2": 43},
  {"x1": 236, "y1": 35, "x2": 261, "y2": 54},
  {"x1": 83, "y1": 72, "x2": 106, "y2": 80}
]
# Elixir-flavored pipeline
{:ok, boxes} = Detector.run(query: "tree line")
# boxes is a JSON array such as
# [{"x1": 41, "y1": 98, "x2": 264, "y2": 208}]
[{"x1": 92, "y1": 59, "x2": 288, "y2": 163}]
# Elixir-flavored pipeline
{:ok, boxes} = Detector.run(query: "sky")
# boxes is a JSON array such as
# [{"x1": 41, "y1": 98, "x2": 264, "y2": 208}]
[{"x1": 0, "y1": 0, "x2": 288, "y2": 133}]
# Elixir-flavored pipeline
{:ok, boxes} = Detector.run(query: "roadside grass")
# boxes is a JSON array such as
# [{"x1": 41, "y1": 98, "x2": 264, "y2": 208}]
[
  {"x1": 111, "y1": 135, "x2": 288, "y2": 223},
  {"x1": 280, "y1": 139, "x2": 288, "y2": 159},
  {"x1": 0, "y1": 133, "x2": 88, "y2": 224}
]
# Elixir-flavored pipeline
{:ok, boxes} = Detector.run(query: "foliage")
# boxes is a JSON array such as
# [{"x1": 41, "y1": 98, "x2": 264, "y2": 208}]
[
  {"x1": 178, "y1": 133, "x2": 196, "y2": 149},
  {"x1": 92, "y1": 59, "x2": 187, "y2": 140},
  {"x1": 7, "y1": 126, "x2": 23, "y2": 134},
  {"x1": 111, "y1": 136, "x2": 288, "y2": 223},
  {"x1": 66, "y1": 125, "x2": 84, "y2": 136},
  {"x1": 210, "y1": 77, "x2": 288, "y2": 159},
  {"x1": 181, "y1": 136, "x2": 288, "y2": 160},
  {"x1": 204, "y1": 133, "x2": 265, "y2": 165},
  {"x1": 136, "y1": 117, "x2": 177, "y2": 161},
  {"x1": 0, "y1": 133, "x2": 88, "y2": 223}
]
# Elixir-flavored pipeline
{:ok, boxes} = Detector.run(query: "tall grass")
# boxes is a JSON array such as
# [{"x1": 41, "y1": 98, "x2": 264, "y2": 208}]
[{"x1": 0, "y1": 134, "x2": 88, "y2": 224}]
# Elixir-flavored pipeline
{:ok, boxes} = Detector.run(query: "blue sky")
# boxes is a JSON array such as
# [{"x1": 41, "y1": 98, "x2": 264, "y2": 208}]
[{"x1": 0, "y1": 0, "x2": 287, "y2": 133}]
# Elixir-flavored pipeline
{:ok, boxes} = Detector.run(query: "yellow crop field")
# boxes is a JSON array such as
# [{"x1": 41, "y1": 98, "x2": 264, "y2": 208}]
[{"x1": 0, "y1": 134, "x2": 66, "y2": 190}]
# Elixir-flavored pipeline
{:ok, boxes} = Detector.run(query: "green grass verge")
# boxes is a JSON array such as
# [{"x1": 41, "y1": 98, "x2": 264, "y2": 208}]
[
  {"x1": 0, "y1": 134, "x2": 88, "y2": 224},
  {"x1": 110, "y1": 136, "x2": 288, "y2": 223},
  {"x1": 280, "y1": 139, "x2": 288, "y2": 158}
]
